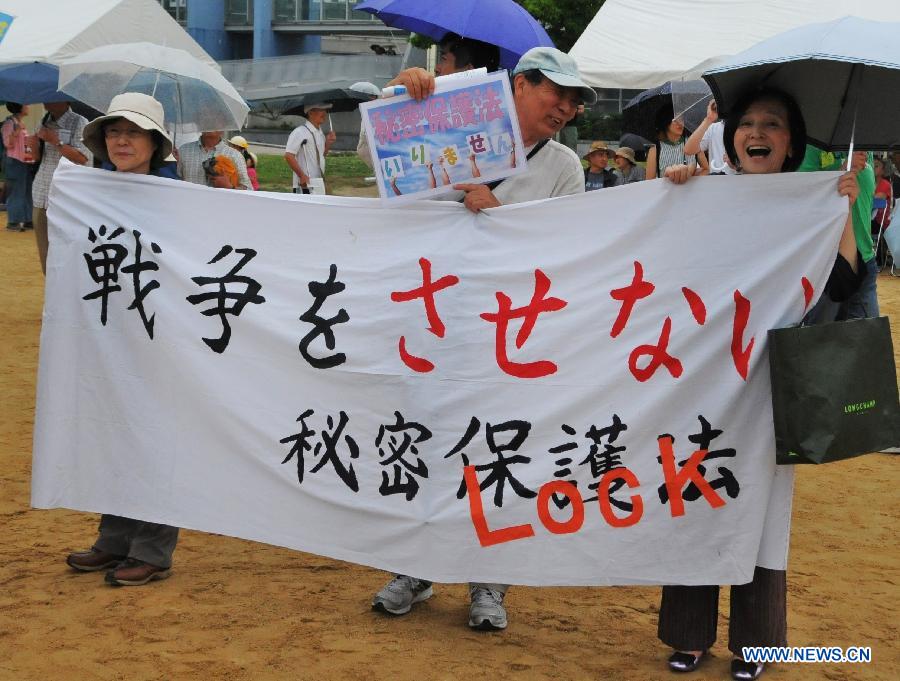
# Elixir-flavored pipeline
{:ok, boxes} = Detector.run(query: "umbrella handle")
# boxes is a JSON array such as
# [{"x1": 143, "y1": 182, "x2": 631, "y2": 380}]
[
  {"x1": 844, "y1": 64, "x2": 863, "y2": 171},
  {"x1": 152, "y1": 39, "x2": 168, "y2": 99},
  {"x1": 846, "y1": 105, "x2": 856, "y2": 172}
]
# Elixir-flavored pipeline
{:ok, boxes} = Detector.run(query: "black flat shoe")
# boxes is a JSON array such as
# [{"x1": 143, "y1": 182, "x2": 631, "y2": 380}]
[
  {"x1": 668, "y1": 650, "x2": 705, "y2": 673},
  {"x1": 731, "y1": 659, "x2": 764, "y2": 680}
]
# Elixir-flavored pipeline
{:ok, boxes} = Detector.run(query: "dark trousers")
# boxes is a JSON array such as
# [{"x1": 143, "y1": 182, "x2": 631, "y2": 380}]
[
  {"x1": 658, "y1": 566, "x2": 787, "y2": 657},
  {"x1": 4, "y1": 157, "x2": 33, "y2": 223},
  {"x1": 93, "y1": 514, "x2": 179, "y2": 568}
]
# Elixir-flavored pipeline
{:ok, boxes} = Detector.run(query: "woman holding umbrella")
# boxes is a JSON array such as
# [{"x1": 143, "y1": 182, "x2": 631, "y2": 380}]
[
  {"x1": 646, "y1": 102, "x2": 708, "y2": 180},
  {"x1": 658, "y1": 87, "x2": 862, "y2": 680},
  {"x1": 65, "y1": 92, "x2": 181, "y2": 587}
]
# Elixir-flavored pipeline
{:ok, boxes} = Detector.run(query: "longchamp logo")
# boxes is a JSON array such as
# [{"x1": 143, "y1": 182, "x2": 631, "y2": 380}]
[{"x1": 844, "y1": 399, "x2": 876, "y2": 415}]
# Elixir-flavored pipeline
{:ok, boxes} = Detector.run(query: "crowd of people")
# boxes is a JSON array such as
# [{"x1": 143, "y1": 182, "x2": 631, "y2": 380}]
[{"x1": 1, "y1": 29, "x2": 894, "y2": 681}]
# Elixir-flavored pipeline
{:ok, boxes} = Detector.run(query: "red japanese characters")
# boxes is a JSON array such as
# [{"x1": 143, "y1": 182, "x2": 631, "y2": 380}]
[{"x1": 464, "y1": 435, "x2": 727, "y2": 548}]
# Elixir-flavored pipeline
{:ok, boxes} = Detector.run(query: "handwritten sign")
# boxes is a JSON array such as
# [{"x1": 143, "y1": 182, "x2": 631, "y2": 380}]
[{"x1": 360, "y1": 71, "x2": 526, "y2": 203}]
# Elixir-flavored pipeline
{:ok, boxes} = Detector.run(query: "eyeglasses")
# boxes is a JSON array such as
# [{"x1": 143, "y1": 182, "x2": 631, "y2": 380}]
[{"x1": 104, "y1": 126, "x2": 150, "y2": 140}]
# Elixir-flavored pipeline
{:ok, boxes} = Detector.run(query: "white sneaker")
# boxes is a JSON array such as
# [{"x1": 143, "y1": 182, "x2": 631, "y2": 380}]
[
  {"x1": 372, "y1": 575, "x2": 433, "y2": 615},
  {"x1": 468, "y1": 586, "x2": 508, "y2": 630}
]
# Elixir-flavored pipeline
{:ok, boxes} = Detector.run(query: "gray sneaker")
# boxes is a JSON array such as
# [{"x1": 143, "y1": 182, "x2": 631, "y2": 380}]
[
  {"x1": 468, "y1": 586, "x2": 508, "y2": 630},
  {"x1": 372, "y1": 575, "x2": 433, "y2": 615}
]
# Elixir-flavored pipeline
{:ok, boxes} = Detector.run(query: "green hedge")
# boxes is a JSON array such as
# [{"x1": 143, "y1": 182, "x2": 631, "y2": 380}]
[
  {"x1": 577, "y1": 111, "x2": 623, "y2": 142},
  {"x1": 255, "y1": 153, "x2": 373, "y2": 192}
]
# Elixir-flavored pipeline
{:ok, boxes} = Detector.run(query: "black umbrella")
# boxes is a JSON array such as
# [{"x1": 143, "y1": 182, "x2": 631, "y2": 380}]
[
  {"x1": 281, "y1": 88, "x2": 373, "y2": 116},
  {"x1": 622, "y1": 80, "x2": 711, "y2": 142},
  {"x1": 618, "y1": 133, "x2": 651, "y2": 162},
  {"x1": 250, "y1": 88, "x2": 374, "y2": 117}
]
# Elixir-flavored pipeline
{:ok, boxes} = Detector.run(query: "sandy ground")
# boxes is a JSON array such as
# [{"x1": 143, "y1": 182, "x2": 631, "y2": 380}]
[{"x1": 0, "y1": 209, "x2": 897, "y2": 681}]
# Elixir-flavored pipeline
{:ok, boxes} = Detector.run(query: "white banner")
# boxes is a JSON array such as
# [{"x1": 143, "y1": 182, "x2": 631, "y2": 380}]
[{"x1": 33, "y1": 162, "x2": 847, "y2": 585}]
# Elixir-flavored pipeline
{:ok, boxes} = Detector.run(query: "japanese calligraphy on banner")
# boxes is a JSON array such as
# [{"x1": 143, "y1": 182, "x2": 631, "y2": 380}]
[
  {"x1": 33, "y1": 162, "x2": 848, "y2": 586},
  {"x1": 360, "y1": 71, "x2": 526, "y2": 203}
]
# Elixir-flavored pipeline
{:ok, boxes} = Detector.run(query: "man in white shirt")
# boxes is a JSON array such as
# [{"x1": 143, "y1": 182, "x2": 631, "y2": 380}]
[
  {"x1": 371, "y1": 47, "x2": 595, "y2": 630},
  {"x1": 32, "y1": 101, "x2": 92, "y2": 274},
  {"x1": 684, "y1": 101, "x2": 735, "y2": 175},
  {"x1": 284, "y1": 103, "x2": 336, "y2": 194},
  {"x1": 178, "y1": 130, "x2": 251, "y2": 190}
]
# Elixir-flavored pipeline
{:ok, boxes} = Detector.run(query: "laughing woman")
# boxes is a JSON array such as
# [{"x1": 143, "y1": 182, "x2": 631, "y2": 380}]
[
  {"x1": 658, "y1": 87, "x2": 862, "y2": 680},
  {"x1": 64, "y1": 93, "x2": 180, "y2": 587}
]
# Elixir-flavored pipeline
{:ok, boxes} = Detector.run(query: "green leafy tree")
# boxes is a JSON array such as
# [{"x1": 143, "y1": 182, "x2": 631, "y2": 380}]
[
  {"x1": 409, "y1": 33, "x2": 435, "y2": 50},
  {"x1": 577, "y1": 111, "x2": 623, "y2": 143},
  {"x1": 516, "y1": 0, "x2": 605, "y2": 53}
]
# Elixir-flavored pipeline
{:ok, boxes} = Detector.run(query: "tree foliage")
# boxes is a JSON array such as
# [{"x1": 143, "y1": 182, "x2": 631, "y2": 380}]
[
  {"x1": 409, "y1": 33, "x2": 435, "y2": 51},
  {"x1": 577, "y1": 111, "x2": 623, "y2": 143},
  {"x1": 516, "y1": 0, "x2": 605, "y2": 53}
]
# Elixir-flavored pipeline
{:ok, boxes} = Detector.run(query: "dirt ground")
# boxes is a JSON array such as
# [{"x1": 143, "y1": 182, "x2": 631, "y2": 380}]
[{"x1": 0, "y1": 209, "x2": 897, "y2": 681}]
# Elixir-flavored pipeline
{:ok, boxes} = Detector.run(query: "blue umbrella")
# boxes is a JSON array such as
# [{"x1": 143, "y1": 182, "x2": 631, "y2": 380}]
[
  {"x1": 0, "y1": 62, "x2": 69, "y2": 103},
  {"x1": 355, "y1": 0, "x2": 554, "y2": 70},
  {"x1": 703, "y1": 16, "x2": 900, "y2": 151}
]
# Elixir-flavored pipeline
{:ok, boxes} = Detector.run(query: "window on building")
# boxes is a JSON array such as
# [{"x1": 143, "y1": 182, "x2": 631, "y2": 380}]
[
  {"x1": 159, "y1": 0, "x2": 187, "y2": 23},
  {"x1": 348, "y1": 0, "x2": 376, "y2": 21},
  {"x1": 322, "y1": 0, "x2": 347, "y2": 20},
  {"x1": 272, "y1": 0, "x2": 376, "y2": 23},
  {"x1": 273, "y1": 0, "x2": 296, "y2": 21},
  {"x1": 594, "y1": 88, "x2": 644, "y2": 115},
  {"x1": 225, "y1": 0, "x2": 253, "y2": 25}
]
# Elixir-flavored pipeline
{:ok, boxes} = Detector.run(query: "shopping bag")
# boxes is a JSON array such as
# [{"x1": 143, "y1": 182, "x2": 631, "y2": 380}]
[{"x1": 768, "y1": 316, "x2": 900, "y2": 464}]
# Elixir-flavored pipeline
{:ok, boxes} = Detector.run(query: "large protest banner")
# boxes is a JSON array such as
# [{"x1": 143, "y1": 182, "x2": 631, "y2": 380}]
[{"x1": 33, "y1": 162, "x2": 847, "y2": 585}]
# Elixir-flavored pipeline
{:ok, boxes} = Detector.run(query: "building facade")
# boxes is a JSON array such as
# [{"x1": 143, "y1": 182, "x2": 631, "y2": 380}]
[{"x1": 159, "y1": 0, "x2": 409, "y2": 61}]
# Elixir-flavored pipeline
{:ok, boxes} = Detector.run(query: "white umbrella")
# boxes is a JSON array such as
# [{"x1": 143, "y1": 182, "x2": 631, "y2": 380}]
[
  {"x1": 703, "y1": 16, "x2": 900, "y2": 152},
  {"x1": 0, "y1": 0, "x2": 216, "y2": 103},
  {"x1": 622, "y1": 80, "x2": 711, "y2": 141},
  {"x1": 58, "y1": 42, "x2": 249, "y2": 136}
]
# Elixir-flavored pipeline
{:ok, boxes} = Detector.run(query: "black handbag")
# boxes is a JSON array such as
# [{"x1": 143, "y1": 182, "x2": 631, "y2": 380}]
[{"x1": 768, "y1": 316, "x2": 900, "y2": 464}]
